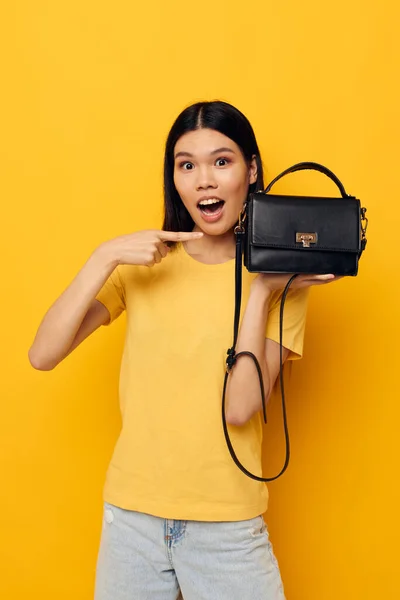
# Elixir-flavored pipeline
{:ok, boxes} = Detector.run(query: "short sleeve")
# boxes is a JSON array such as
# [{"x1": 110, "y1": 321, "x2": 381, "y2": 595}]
[
  {"x1": 266, "y1": 287, "x2": 310, "y2": 360},
  {"x1": 95, "y1": 266, "x2": 126, "y2": 326}
]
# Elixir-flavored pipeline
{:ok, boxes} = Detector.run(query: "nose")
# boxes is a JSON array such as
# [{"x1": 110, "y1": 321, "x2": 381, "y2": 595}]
[{"x1": 195, "y1": 165, "x2": 218, "y2": 191}]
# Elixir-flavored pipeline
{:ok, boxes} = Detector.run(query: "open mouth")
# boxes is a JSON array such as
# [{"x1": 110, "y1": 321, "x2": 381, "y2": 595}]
[{"x1": 197, "y1": 198, "x2": 225, "y2": 218}]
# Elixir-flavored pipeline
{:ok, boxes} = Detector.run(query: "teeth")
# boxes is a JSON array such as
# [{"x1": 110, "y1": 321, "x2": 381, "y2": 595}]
[{"x1": 199, "y1": 198, "x2": 223, "y2": 206}]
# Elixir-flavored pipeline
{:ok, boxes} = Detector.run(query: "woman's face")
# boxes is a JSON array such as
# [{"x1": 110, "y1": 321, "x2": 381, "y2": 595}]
[{"x1": 173, "y1": 128, "x2": 257, "y2": 235}]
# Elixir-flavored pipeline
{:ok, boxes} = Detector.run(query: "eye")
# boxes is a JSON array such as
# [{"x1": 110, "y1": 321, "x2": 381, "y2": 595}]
[
  {"x1": 179, "y1": 161, "x2": 194, "y2": 170},
  {"x1": 216, "y1": 157, "x2": 231, "y2": 167}
]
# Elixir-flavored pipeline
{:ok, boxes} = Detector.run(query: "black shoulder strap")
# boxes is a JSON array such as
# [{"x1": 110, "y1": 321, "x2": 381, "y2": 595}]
[{"x1": 222, "y1": 230, "x2": 298, "y2": 482}]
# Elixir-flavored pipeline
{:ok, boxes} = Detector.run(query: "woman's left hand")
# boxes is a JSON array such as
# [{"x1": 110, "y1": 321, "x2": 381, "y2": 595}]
[{"x1": 252, "y1": 272, "x2": 343, "y2": 294}]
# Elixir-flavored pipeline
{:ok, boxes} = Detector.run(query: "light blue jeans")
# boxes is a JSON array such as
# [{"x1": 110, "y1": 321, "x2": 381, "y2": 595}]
[{"x1": 94, "y1": 501, "x2": 286, "y2": 600}]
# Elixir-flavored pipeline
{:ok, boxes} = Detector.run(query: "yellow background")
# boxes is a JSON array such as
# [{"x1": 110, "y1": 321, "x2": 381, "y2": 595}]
[{"x1": 1, "y1": 1, "x2": 399, "y2": 598}]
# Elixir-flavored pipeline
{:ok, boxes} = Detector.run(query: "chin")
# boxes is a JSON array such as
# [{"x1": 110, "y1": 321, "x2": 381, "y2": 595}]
[{"x1": 192, "y1": 213, "x2": 236, "y2": 235}]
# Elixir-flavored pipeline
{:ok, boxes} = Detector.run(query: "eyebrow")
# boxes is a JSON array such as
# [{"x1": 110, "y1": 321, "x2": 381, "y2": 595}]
[{"x1": 174, "y1": 147, "x2": 236, "y2": 159}]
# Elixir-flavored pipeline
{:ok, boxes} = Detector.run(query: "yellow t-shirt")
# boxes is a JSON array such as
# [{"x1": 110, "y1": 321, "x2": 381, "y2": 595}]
[{"x1": 95, "y1": 242, "x2": 309, "y2": 521}]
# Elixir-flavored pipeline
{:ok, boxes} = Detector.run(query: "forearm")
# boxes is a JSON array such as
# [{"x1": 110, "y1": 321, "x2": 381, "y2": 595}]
[
  {"x1": 28, "y1": 245, "x2": 117, "y2": 369},
  {"x1": 225, "y1": 285, "x2": 272, "y2": 426}
]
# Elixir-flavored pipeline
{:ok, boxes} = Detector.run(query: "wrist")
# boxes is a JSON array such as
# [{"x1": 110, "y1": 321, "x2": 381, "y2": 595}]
[
  {"x1": 91, "y1": 241, "x2": 119, "y2": 272},
  {"x1": 250, "y1": 279, "x2": 273, "y2": 304}
]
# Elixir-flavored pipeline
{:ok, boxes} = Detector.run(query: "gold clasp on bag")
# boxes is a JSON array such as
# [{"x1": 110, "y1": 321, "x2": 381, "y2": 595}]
[
  {"x1": 360, "y1": 207, "x2": 368, "y2": 241},
  {"x1": 296, "y1": 233, "x2": 318, "y2": 248},
  {"x1": 234, "y1": 203, "x2": 247, "y2": 233}
]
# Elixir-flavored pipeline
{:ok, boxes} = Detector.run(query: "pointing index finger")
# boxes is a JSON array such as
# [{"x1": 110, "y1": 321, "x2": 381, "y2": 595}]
[{"x1": 159, "y1": 231, "x2": 204, "y2": 242}]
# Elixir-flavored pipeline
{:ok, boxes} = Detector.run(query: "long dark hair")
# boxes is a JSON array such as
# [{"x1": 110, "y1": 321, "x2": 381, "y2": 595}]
[{"x1": 162, "y1": 100, "x2": 265, "y2": 250}]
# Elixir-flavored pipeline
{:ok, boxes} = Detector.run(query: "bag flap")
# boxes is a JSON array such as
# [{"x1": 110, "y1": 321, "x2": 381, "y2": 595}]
[{"x1": 249, "y1": 194, "x2": 361, "y2": 253}]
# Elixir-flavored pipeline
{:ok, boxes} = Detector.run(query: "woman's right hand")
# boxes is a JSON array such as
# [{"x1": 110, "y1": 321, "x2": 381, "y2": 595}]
[{"x1": 100, "y1": 229, "x2": 203, "y2": 268}]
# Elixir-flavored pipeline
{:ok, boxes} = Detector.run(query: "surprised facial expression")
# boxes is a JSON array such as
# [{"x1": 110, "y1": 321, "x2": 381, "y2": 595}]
[{"x1": 173, "y1": 129, "x2": 257, "y2": 235}]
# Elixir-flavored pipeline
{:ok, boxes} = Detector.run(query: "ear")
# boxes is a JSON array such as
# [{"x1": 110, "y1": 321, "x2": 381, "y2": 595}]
[{"x1": 249, "y1": 154, "x2": 258, "y2": 185}]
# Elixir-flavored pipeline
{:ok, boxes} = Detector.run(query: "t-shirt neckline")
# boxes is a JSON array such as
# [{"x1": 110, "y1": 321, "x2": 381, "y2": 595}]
[{"x1": 179, "y1": 241, "x2": 236, "y2": 268}]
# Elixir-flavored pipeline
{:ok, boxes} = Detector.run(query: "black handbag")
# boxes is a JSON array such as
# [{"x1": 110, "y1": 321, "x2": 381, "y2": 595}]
[{"x1": 222, "y1": 162, "x2": 368, "y2": 482}]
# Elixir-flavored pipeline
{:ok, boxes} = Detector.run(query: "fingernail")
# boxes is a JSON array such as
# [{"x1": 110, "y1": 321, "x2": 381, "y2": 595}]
[{"x1": 194, "y1": 232, "x2": 203, "y2": 237}]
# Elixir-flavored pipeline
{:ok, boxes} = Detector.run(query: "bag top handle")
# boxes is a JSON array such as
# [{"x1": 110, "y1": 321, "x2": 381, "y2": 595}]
[{"x1": 263, "y1": 161, "x2": 350, "y2": 199}]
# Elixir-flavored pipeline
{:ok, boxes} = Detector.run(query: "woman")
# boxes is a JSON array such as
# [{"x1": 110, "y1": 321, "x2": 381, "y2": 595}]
[{"x1": 29, "y1": 100, "x2": 337, "y2": 600}]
